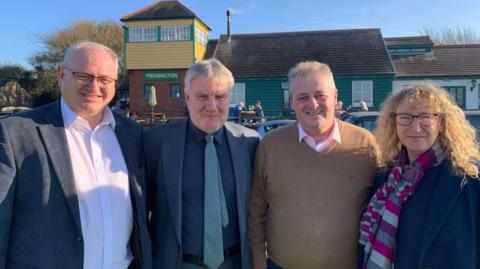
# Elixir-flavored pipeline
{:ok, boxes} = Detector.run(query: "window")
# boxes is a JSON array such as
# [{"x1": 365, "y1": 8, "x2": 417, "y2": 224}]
[
  {"x1": 144, "y1": 84, "x2": 154, "y2": 101},
  {"x1": 161, "y1": 25, "x2": 191, "y2": 41},
  {"x1": 195, "y1": 27, "x2": 207, "y2": 46},
  {"x1": 444, "y1": 86, "x2": 466, "y2": 108},
  {"x1": 129, "y1": 27, "x2": 157, "y2": 42},
  {"x1": 352, "y1": 80, "x2": 373, "y2": 106},
  {"x1": 170, "y1": 83, "x2": 181, "y2": 101},
  {"x1": 230, "y1": 83, "x2": 246, "y2": 106},
  {"x1": 281, "y1": 82, "x2": 289, "y2": 89}
]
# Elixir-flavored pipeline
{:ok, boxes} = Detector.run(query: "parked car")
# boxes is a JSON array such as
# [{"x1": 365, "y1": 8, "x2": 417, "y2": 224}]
[
  {"x1": 343, "y1": 110, "x2": 480, "y2": 135},
  {"x1": 0, "y1": 106, "x2": 31, "y2": 118},
  {"x1": 343, "y1": 111, "x2": 380, "y2": 132},
  {"x1": 257, "y1": 119, "x2": 295, "y2": 139}
]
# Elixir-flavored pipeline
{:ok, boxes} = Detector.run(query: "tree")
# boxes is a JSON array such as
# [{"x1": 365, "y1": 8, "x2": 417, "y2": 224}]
[
  {"x1": 420, "y1": 26, "x2": 480, "y2": 45},
  {"x1": 31, "y1": 20, "x2": 124, "y2": 70},
  {"x1": 28, "y1": 20, "x2": 124, "y2": 107},
  {"x1": 0, "y1": 64, "x2": 37, "y2": 92}
]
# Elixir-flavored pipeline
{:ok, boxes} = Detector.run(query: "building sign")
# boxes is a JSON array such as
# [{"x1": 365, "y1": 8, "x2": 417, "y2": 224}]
[{"x1": 144, "y1": 70, "x2": 179, "y2": 81}]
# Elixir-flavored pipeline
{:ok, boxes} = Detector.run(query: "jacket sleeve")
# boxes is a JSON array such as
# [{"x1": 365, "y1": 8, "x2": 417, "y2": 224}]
[
  {"x1": 0, "y1": 120, "x2": 16, "y2": 268},
  {"x1": 248, "y1": 142, "x2": 268, "y2": 269}
]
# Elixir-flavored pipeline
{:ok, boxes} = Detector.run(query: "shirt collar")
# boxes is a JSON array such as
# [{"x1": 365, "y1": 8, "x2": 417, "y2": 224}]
[
  {"x1": 188, "y1": 119, "x2": 224, "y2": 145},
  {"x1": 60, "y1": 97, "x2": 116, "y2": 130},
  {"x1": 297, "y1": 119, "x2": 342, "y2": 144}
]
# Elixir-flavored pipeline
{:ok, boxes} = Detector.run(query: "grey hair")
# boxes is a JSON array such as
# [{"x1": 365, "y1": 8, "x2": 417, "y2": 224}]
[
  {"x1": 287, "y1": 61, "x2": 336, "y2": 92},
  {"x1": 184, "y1": 58, "x2": 234, "y2": 93},
  {"x1": 61, "y1": 41, "x2": 118, "y2": 72}
]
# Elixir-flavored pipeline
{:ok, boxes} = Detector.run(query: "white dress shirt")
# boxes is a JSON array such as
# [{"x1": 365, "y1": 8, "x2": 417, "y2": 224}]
[
  {"x1": 61, "y1": 99, "x2": 133, "y2": 269},
  {"x1": 297, "y1": 119, "x2": 342, "y2": 153}
]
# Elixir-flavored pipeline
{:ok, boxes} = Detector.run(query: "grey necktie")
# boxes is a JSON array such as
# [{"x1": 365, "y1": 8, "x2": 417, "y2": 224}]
[{"x1": 203, "y1": 134, "x2": 229, "y2": 269}]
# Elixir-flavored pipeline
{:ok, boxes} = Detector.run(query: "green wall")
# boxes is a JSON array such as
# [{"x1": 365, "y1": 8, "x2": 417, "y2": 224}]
[{"x1": 237, "y1": 75, "x2": 394, "y2": 119}]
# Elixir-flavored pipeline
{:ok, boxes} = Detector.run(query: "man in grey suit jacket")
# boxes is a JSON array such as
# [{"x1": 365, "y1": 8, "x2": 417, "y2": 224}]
[
  {"x1": 0, "y1": 41, "x2": 151, "y2": 269},
  {"x1": 144, "y1": 59, "x2": 259, "y2": 269}
]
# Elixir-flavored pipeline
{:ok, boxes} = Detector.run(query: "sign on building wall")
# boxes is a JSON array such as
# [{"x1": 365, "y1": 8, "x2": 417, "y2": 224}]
[{"x1": 144, "y1": 70, "x2": 179, "y2": 81}]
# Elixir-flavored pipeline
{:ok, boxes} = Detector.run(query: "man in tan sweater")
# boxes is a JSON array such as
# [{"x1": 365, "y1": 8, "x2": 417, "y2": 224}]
[{"x1": 249, "y1": 61, "x2": 378, "y2": 269}]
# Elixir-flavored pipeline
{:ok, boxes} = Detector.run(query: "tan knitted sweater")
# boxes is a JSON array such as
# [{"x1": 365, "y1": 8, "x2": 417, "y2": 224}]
[{"x1": 249, "y1": 120, "x2": 379, "y2": 269}]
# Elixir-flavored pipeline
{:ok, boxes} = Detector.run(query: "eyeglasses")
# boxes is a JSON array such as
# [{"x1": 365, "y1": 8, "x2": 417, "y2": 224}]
[
  {"x1": 61, "y1": 66, "x2": 116, "y2": 86},
  {"x1": 394, "y1": 112, "x2": 440, "y2": 126}
]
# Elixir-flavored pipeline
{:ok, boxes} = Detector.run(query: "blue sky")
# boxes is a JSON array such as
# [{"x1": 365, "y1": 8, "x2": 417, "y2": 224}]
[{"x1": 2, "y1": 0, "x2": 479, "y2": 68}]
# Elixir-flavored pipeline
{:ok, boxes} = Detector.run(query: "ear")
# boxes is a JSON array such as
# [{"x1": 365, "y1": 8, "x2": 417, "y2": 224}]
[{"x1": 56, "y1": 66, "x2": 64, "y2": 86}]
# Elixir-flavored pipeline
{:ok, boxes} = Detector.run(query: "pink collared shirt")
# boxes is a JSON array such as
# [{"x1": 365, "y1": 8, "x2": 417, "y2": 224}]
[{"x1": 297, "y1": 119, "x2": 342, "y2": 153}]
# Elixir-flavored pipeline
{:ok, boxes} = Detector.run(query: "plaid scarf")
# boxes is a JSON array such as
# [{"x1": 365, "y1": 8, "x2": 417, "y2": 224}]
[{"x1": 359, "y1": 142, "x2": 444, "y2": 269}]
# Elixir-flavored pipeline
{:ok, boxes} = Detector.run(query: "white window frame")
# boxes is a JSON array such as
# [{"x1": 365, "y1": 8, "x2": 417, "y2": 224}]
[
  {"x1": 129, "y1": 27, "x2": 157, "y2": 42},
  {"x1": 229, "y1": 83, "x2": 246, "y2": 106},
  {"x1": 161, "y1": 25, "x2": 191, "y2": 41},
  {"x1": 352, "y1": 80, "x2": 373, "y2": 107},
  {"x1": 194, "y1": 27, "x2": 207, "y2": 46}
]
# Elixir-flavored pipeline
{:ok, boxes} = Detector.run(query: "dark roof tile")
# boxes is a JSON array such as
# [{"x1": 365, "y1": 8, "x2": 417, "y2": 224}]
[
  {"x1": 207, "y1": 29, "x2": 395, "y2": 77},
  {"x1": 392, "y1": 44, "x2": 480, "y2": 77},
  {"x1": 121, "y1": 1, "x2": 196, "y2": 21}
]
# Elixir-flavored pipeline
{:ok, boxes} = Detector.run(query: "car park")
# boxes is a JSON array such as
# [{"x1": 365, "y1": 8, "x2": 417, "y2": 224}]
[{"x1": 257, "y1": 119, "x2": 295, "y2": 139}]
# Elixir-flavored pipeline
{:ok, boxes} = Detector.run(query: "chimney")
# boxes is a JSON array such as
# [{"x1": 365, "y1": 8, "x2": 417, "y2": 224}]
[{"x1": 226, "y1": 9, "x2": 231, "y2": 42}]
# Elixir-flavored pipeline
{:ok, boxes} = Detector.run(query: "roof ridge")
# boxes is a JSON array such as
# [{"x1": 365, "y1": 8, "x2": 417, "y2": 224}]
[
  {"x1": 435, "y1": 44, "x2": 480, "y2": 49},
  {"x1": 218, "y1": 28, "x2": 380, "y2": 38}
]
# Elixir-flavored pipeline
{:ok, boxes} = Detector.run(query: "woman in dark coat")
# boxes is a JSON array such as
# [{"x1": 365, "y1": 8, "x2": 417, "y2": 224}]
[{"x1": 358, "y1": 84, "x2": 480, "y2": 269}]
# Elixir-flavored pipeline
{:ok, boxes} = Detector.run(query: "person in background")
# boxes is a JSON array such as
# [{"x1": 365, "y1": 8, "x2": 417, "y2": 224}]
[
  {"x1": 144, "y1": 59, "x2": 259, "y2": 269},
  {"x1": 358, "y1": 84, "x2": 480, "y2": 269},
  {"x1": 249, "y1": 61, "x2": 379, "y2": 269},
  {"x1": 359, "y1": 100, "x2": 369, "y2": 111},
  {"x1": 253, "y1": 100, "x2": 265, "y2": 122},
  {"x1": 234, "y1": 101, "x2": 245, "y2": 123},
  {"x1": 335, "y1": 100, "x2": 346, "y2": 118},
  {"x1": 0, "y1": 41, "x2": 151, "y2": 269}
]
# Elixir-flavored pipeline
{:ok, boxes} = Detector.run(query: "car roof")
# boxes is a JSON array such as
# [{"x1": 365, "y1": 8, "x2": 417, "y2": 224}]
[
  {"x1": 464, "y1": 110, "x2": 480, "y2": 115},
  {"x1": 345, "y1": 111, "x2": 380, "y2": 117}
]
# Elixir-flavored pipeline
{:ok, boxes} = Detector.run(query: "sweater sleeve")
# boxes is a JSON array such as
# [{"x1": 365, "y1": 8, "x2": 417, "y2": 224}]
[{"x1": 249, "y1": 142, "x2": 269, "y2": 269}]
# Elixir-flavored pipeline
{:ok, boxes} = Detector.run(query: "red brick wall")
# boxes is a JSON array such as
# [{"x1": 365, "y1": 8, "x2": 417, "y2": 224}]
[{"x1": 128, "y1": 69, "x2": 187, "y2": 118}]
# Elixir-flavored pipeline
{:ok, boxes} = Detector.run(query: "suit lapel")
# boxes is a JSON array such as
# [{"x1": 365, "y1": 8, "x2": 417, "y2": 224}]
[
  {"x1": 225, "y1": 124, "x2": 249, "y2": 240},
  {"x1": 114, "y1": 116, "x2": 138, "y2": 181},
  {"x1": 114, "y1": 117, "x2": 144, "y2": 268},
  {"x1": 38, "y1": 101, "x2": 82, "y2": 233},
  {"x1": 114, "y1": 117, "x2": 142, "y2": 215},
  {"x1": 163, "y1": 120, "x2": 187, "y2": 244},
  {"x1": 418, "y1": 162, "x2": 464, "y2": 263}
]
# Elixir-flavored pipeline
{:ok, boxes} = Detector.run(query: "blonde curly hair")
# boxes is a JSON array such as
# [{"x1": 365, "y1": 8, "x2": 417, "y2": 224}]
[{"x1": 375, "y1": 83, "x2": 480, "y2": 178}]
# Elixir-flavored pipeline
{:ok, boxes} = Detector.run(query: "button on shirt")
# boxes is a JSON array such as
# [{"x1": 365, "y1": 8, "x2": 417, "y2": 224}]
[
  {"x1": 297, "y1": 119, "x2": 342, "y2": 152},
  {"x1": 61, "y1": 98, "x2": 133, "y2": 269}
]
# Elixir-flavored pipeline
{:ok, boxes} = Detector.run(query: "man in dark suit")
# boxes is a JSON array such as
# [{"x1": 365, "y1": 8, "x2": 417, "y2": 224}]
[
  {"x1": 0, "y1": 41, "x2": 151, "y2": 269},
  {"x1": 144, "y1": 59, "x2": 259, "y2": 269}
]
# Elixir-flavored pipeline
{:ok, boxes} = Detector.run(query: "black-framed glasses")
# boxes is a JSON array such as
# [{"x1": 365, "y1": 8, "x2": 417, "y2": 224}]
[
  {"x1": 61, "y1": 66, "x2": 116, "y2": 86},
  {"x1": 394, "y1": 112, "x2": 440, "y2": 126}
]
